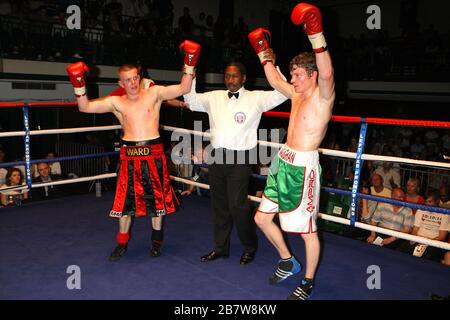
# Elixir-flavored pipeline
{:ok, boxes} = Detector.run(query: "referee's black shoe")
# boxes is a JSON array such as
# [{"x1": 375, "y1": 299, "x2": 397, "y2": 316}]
[{"x1": 200, "y1": 251, "x2": 229, "y2": 262}]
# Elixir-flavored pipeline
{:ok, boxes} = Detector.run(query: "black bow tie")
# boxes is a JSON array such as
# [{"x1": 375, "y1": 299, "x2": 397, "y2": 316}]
[{"x1": 228, "y1": 91, "x2": 239, "y2": 99}]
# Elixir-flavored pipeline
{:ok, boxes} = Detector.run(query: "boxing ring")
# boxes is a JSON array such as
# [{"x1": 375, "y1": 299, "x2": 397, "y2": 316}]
[{"x1": 0, "y1": 101, "x2": 449, "y2": 300}]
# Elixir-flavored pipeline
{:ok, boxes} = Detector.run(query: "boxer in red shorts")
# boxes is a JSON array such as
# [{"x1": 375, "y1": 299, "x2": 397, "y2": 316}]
[{"x1": 67, "y1": 40, "x2": 200, "y2": 261}]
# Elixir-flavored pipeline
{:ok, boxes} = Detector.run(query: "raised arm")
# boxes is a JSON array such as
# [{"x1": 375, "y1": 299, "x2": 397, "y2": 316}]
[
  {"x1": 157, "y1": 40, "x2": 200, "y2": 101},
  {"x1": 157, "y1": 73, "x2": 195, "y2": 101},
  {"x1": 66, "y1": 62, "x2": 115, "y2": 113},
  {"x1": 249, "y1": 28, "x2": 294, "y2": 98},
  {"x1": 182, "y1": 77, "x2": 212, "y2": 112},
  {"x1": 263, "y1": 60, "x2": 294, "y2": 99},
  {"x1": 291, "y1": 2, "x2": 335, "y2": 102},
  {"x1": 141, "y1": 76, "x2": 187, "y2": 107}
]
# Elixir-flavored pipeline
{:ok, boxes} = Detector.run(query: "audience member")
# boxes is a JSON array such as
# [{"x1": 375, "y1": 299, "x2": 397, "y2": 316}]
[
  {"x1": 46, "y1": 152, "x2": 63, "y2": 176},
  {"x1": 404, "y1": 177, "x2": 425, "y2": 214},
  {"x1": 439, "y1": 185, "x2": 450, "y2": 208},
  {"x1": 181, "y1": 144, "x2": 209, "y2": 197},
  {"x1": 32, "y1": 162, "x2": 65, "y2": 201},
  {"x1": 178, "y1": 7, "x2": 194, "y2": 37},
  {"x1": 398, "y1": 127, "x2": 413, "y2": 152},
  {"x1": 442, "y1": 235, "x2": 450, "y2": 266},
  {"x1": 347, "y1": 137, "x2": 357, "y2": 152},
  {"x1": 366, "y1": 188, "x2": 414, "y2": 250},
  {"x1": 0, "y1": 147, "x2": 7, "y2": 185},
  {"x1": 0, "y1": 167, "x2": 6, "y2": 185},
  {"x1": 409, "y1": 136, "x2": 425, "y2": 158},
  {"x1": 374, "y1": 152, "x2": 401, "y2": 189},
  {"x1": 0, "y1": 168, "x2": 28, "y2": 207},
  {"x1": 397, "y1": 191, "x2": 449, "y2": 261},
  {"x1": 360, "y1": 173, "x2": 392, "y2": 224}
]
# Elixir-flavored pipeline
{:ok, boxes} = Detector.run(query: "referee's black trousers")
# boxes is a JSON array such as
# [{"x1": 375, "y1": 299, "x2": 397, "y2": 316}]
[{"x1": 208, "y1": 162, "x2": 258, "y2": 255}]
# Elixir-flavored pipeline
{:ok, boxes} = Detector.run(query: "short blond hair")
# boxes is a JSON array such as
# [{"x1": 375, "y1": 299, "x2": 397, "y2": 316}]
[{"x1": 118, "y1": 64, "x2": 141, "y2": 76}]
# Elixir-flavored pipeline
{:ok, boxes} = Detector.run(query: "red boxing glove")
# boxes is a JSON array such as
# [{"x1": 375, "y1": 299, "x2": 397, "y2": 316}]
[
  {"x1": 179, "y1": 40, "x2": 201, "y2": 75},
  {"x1": 291, "y1": 2, "x2": 327, "y2": 53},
  {"x1": 66, "y1": 62, "x2": 89, "y2": 97},
  {"x1": 248, "y1": 28, "x2": 273, "y2": 65}
]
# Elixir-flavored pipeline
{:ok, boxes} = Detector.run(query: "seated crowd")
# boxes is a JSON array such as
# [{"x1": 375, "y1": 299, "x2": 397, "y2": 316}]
[
  {"x1": 347, "y1": 168, "x2": 449, "y2": 265},
  {"x1": 0, "y1": 146, "x2": 66, "y2": 207}
]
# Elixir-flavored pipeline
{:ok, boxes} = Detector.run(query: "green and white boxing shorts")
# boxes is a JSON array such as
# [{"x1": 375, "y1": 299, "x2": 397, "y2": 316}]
[{"x1": 259, "y1": 145, "x2": 321, "y2": 233}]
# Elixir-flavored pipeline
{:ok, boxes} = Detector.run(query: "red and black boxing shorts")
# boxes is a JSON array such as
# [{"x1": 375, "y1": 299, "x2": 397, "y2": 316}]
[{"x1": 110, "y1": 137, "x2": 178, "y2": 218}]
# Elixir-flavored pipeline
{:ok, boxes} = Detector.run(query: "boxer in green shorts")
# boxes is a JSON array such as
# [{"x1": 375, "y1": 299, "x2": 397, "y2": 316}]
[
  {"x1": 250, "y1": 2, "x2": 335, "y2": 300},
  {"x1": 260, "y1": 145, "x2": 321, "y2": 234}
]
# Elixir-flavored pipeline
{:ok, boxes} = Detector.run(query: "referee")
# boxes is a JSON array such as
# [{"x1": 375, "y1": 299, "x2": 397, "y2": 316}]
[{"x1": 183, "y1": 62, "x2": 287, "y2": 265}]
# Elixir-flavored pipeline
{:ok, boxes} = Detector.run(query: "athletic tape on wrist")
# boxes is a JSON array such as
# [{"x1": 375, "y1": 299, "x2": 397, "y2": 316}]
[
  {"x1": 308, "y1": 32, "x2": 327, "y2": 51},
  {"x1": 258, "y1": 50, "x2": 273, "y2": 65},
  {"x1": 74, "y1": 87, "x2": 86, "y2": 96},
  {"x1": 184, "y1": 65, "x2": 195, "y2": 75}
]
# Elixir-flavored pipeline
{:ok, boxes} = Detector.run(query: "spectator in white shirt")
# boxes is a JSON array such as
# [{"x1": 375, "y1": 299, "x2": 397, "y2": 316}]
[
  {"x1": 374, "y1": 151, "x2": 401, "y2": 190},
  {"x1": 398, "y1": 191, "x2": 449, "y2": 261},
  {"x1": 46, "y1": 152, "x2": 62, "y2": 176}
]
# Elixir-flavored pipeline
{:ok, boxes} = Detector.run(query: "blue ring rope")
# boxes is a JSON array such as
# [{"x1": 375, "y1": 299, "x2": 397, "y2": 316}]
[
  {"x1": 323, "y1": 186, "x2": 450, "y2": 215},
  {"x1": 0, "y1": 151, "x2": 119, "y2": 169}
]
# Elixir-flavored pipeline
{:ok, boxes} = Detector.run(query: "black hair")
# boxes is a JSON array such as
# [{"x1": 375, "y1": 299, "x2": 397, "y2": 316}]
[{"x1": 225, "y1": 62, "x2": 247, "y2": 75}]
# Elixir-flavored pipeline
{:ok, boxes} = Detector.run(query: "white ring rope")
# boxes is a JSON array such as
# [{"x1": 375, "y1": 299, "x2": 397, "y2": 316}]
[
  {"x1": 0, "y1": 125, "x2": 122, "y2": 138},
  {"x1": 170, "y1": 175, "x2": 210, "y2": 189},
  {"x1": 162, "y1": 125, "x2": 212, "y2": 139},
  {"x1": 318, "y1": 214, "x2": 450, "y2": 251},
  {"x1": 1, "y1": 124, "x2": 448, "y2": 169},
  {"x1": 0, "y1": 174, "x2": 116, "y2": 193},
  {"x1": 30, "y1": 173, "x2": 116, "y2": 188},
  {"x1": 161, "y1": 125, "x2": 450, "y2": 169}
]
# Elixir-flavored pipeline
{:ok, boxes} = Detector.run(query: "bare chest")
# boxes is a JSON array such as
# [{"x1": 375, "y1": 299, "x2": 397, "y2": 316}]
[
  {"x1": 116, "y1": 99, "x2": 160, "y2": 125},
  {"x1": 290, "y1": 95, "x2": 326, "y2": 131}
]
